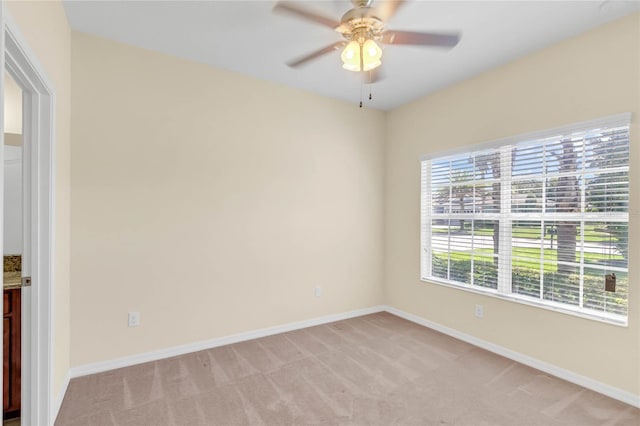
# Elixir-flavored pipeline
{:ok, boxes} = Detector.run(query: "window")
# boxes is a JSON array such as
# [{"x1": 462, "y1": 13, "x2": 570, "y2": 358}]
[{"x1": 421, "y1": 114, "x2": 630, "y2": 324}]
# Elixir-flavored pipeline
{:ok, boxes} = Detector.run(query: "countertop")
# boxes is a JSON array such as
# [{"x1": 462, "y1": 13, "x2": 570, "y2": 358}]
[
  {"x1": 4, "y1": 255, "x2": 22, "y2": 290},
  {"x1": 3, "y1": 272, "x2": 21, "y2": 290}
]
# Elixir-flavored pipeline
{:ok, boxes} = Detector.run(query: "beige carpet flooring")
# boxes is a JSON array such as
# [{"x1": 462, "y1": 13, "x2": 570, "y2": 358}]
[{"x1": 55, "y1": 312, "x2": 639, "y2": 425}]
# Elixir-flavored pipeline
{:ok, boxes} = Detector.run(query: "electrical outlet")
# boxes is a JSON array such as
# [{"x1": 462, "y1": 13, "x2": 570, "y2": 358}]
[
  {"x1": 314, "y1": 286, "x2": 322, "y2": 297},
  {"x1": 128, "y1": 312, "x2": 140, "y2": 327},
  {"x1": 475, "y1": 304, "x2": 484, "y2": 319}
]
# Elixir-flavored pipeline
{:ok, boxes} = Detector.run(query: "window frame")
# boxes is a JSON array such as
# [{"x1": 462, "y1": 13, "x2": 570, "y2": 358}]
[{"x1": 420, "y1": 113, "x2": 632, "y2": 326}]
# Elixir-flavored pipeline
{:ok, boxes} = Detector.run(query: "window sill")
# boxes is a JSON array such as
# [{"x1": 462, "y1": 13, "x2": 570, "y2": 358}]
[{"x1": 420, "y1": 277, "x2": 628, "y2": 327}]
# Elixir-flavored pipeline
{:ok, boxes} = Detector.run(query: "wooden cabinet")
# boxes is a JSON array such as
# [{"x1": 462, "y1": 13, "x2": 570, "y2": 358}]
[{"x1": 3, "y1": 289, "x2": 20, "y2": 420}]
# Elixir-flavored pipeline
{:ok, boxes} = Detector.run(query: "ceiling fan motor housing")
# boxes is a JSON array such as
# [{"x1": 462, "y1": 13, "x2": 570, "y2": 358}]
[{"x1": 340, "y1": 7, "x2": 385, "y2": 42}]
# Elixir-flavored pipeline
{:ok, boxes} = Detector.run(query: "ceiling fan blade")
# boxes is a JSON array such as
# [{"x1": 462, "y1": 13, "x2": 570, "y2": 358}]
[
  {"x1": 273, "y1": 1, "x2": 341, "y2": 29},
  {"x1": 287, "y1": 42, "x2": 346, "y2": 68},
  {"x1": 381, "y1": 30, "x2": 461, "y2": 48},
  {"x1": 375, "y1": 0, "x2": 407, "y2": 22}
]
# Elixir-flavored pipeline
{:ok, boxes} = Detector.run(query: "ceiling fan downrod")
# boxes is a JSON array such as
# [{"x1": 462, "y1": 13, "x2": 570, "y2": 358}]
[{"x1": 352, "y1": 0, "x2": 374, "y2": 7}]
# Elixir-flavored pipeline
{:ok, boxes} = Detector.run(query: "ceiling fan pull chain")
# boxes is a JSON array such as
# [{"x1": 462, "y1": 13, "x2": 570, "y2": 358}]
[{"x1": 360, "y1": 79, "x2": 364, "y2": 108}]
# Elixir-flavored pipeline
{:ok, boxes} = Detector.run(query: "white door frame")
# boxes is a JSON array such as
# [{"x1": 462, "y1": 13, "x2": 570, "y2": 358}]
[{"x1": 1, "y1": 4, "x2": 56, "y2": 425}]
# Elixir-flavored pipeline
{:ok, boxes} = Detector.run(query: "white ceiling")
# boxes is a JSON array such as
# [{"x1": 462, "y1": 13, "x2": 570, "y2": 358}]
[{"x1": 62, "y1": 1, "x2": 640, "y2": 111}]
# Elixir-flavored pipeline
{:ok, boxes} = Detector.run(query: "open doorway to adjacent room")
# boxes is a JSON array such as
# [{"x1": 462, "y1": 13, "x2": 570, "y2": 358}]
[{"x1": 3, "y1": 70, "x2": 22, "y2": 426}]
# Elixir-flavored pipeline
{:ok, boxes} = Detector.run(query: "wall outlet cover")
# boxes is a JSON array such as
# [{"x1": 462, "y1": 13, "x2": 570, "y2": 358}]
[{"x1": 128, "y1": 312, "x2": 140, "y2": 327}]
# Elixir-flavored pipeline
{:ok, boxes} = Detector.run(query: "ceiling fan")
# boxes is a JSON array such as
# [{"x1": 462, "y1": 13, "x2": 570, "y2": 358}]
[{"x1": 274, "y1": 0, "x2": 461, "y2": 80}]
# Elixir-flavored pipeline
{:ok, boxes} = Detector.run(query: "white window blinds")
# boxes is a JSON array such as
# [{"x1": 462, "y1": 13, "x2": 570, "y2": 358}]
[{"x1": 421, "y1": 114, "x2": 630, "y2": 324}]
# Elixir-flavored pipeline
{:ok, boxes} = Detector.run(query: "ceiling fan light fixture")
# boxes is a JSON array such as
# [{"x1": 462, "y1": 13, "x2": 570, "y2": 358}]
[
  {"x1": 341, "y1": 38, "x2": 382, "y2": 72},
  {"x1": 362, "y1": 39, "x2": 382, "y2": 71},
  {"x1": 341, "y1": 40, "x2": 361, "y2": 71}
]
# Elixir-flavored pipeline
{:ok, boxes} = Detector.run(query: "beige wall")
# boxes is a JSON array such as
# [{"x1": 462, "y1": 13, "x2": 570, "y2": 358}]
[
  {"x1": 385, "y1": 13, "x2": 640, "y2": 395},
  {"x1": 70, "y1": 33, "x2": 385, "y2": 366},
  {"x1": 5, "y1": 0, "x2": 71, "y2": 405}
]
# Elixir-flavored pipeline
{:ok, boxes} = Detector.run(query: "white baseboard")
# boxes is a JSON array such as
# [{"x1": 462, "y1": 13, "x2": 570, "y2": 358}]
[
  {"x1": 69, "y1": 305, "x2": 385, "y2": 379},
  {"x1": 384, "y1": 305, "x2": 640, "y2": 408},
  {"x1": 66, "y1": 303, "x2": 639, "y2": 409},
  {"x1": 52, "y1": 371, "x2": 71, "y2": 422}
]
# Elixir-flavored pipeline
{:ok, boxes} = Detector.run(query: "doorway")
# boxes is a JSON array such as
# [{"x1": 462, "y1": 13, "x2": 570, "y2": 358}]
[
  {"x1": 3, "y1": 71, "x2": 23, "y2": 425},
  {"x1": 1, "y1": 6, "x2": 56, "y2": 425}
]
